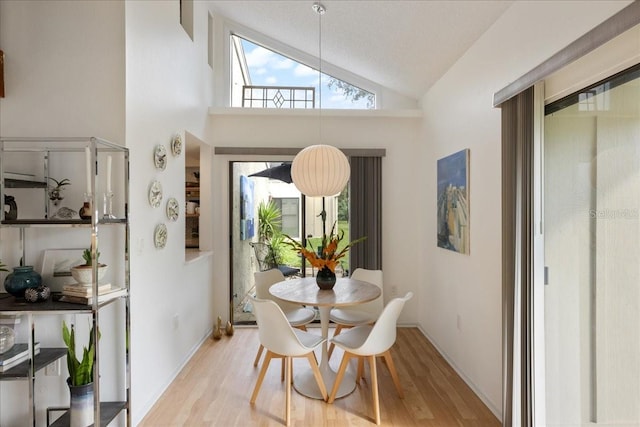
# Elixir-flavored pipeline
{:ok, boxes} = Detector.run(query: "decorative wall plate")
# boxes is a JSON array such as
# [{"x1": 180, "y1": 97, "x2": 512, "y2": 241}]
[
  {"x1": 171, "y1": 134, "x2": 183, "y2": 156},
  {"x1": 154, "y1": 223, "x2": 168, "y2": 249},
  {"x1": 148, "y1": 180, "x2": 163, "y2": 207},
  {"x1": 154, "y1": 144, "x2": 167, "y2": 170},
  {"x1": 166, "y1": 197, "x2": 179, "y2": 221}
]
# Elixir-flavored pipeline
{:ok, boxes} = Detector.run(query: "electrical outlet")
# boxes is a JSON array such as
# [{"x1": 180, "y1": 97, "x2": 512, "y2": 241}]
[
  {"x1": 172, "y1": 314, "x2": 179, "y2": 330},
  {"x1": 390, "y1": 285, "x2": 398, "y2": 296},
  {"x1": 45, "y1": 359, "x2": 60, "y2": 376}
]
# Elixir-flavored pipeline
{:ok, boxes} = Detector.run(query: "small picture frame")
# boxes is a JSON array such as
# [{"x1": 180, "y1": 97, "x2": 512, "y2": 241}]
[{"x1": 39, "y1": 249, "x2": 85, "y2": 292}]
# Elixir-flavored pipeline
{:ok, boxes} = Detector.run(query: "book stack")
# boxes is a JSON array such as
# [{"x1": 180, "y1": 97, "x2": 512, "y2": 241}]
[
  {"x1": 59, "y1": 283, "x2": 127, "y2": 305},
  {"x1": 0, "y1": 342, "x2": 41, "y2": 373}
]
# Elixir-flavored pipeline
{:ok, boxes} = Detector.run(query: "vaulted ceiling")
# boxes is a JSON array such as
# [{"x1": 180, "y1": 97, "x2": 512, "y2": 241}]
[{"x1": 210, "y1": 0, "x2": 513, "y2": 101}]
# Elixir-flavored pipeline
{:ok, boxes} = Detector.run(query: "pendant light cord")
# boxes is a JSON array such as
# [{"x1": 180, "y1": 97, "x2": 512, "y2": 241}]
[
  {"x1": 314, "y1": 2, "x2": 325, "y2": 144},
  {"x1": 314, "y1": 2, "x2": 326, "y2": 235}
]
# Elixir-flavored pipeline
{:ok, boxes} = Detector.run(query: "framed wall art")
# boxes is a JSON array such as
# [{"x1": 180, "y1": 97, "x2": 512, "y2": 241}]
[
  {"x1": 40, "y1": 248, "x2": 85, "y2": 292},
  {"x1": 437, "y1": 149, "x2": 470, "y2": 254}
]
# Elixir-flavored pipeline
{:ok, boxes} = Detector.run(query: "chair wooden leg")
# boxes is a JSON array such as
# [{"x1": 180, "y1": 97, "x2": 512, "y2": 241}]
[
  {"x1": 306, "y1": 352, "x2": 327, "y2": 401},
  {"x1": 298, "y1": 325, "x2": 307, "y2": 331},
  {"x1": 327, "y1": 324, "x2": 344, "y2": 360},
  {"x1": 281, "y1": 357, "x2": 285, "y2": 382},
  {"x1": 382, "y1": 350, "x2": 404, "y2": 398},
  {"x1": 253, "y1": 344, "x2": 264, "y2": 367},
  {"x1": 357, "y1": 357, "x2": 365, "y2": 383},
  {"x1": 285, "y1": 356, "x2": 292, "y2": 427},
  {"x1": 328, "y1": 352, "x2": 352, "y2": 404},
  {"x1": 368, "y1": 355, "x2": 380, "y2": 425},
  {"x1": 251, "y1": 350, "x2": 273, "y2": 404}
]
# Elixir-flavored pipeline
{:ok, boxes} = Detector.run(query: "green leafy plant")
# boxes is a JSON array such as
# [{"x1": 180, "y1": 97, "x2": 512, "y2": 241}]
[
  {"x1": 81, "y1": 248, "x2": 100, "y2": 266},
  {"x1": 257, "y1": 200, "x2": 282, "y2": 242},
  {"x1": 0, "y1": 260, "x2": 7, "y2": 272},
  {"x1": 285, "y1": 222, "x2": 366, "y2": 273},
  {"x1": 62, "y1": 321, "x2": 100, "y2": 386},
  {"x1": 268, "y1": 233, "x2": 286, "y2": 265}
]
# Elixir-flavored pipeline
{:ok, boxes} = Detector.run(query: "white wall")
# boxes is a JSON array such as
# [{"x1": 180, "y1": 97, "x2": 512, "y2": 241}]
[
  {"x1": 0, "y1": 0, "x2": 125, "y2": 138},
  {"x1": 123, "y1": 1, "x2": 215, "y2": 424},
  {"x1": 419, "y1": 0, "x2": 632, "y2": 419}
]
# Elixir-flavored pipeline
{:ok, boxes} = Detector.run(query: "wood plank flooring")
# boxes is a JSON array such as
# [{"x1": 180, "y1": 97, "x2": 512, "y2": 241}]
[{"x1": 139, "y1": 327, "x2": 500, "y2": 426}]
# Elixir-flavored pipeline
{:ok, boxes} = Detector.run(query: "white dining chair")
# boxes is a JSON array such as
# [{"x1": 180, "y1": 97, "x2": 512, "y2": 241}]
[
  {"x1": 327, "y1": 268, "x2": 384, "y2": 359},
  {"x1": 327, "y1": 292, "x2": 413, "y2": 425},
  {"x1": 249, "y1": 296, "x2": 328, "y2": 426},
  {"x1": 253, "y1": 269, "x2": 316, "y2": 368}
]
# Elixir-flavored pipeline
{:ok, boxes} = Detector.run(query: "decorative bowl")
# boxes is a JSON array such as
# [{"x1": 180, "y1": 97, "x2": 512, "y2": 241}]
[{"x1": 70, "y1": 265, "x2": 108, "y2": 285}]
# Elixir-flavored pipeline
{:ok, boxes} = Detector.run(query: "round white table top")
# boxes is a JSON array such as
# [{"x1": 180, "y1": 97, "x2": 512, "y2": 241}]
[{"x1": 270, "y1": 277, "x2": 381, "y2": 308}]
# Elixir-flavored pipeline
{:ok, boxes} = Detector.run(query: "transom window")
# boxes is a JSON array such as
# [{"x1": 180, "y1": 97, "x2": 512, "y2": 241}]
[{"x1": 230, "y1": 35, "x2": 375, "y2": 109}]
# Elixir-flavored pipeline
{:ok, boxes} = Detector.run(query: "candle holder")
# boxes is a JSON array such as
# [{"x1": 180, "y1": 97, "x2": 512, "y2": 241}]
[
  {"x1": 79, "y1": 193, "x2": 92, "y2": 220},
  {"x1": 103, "y1": 192, "x2": 116, "y2": 219}
]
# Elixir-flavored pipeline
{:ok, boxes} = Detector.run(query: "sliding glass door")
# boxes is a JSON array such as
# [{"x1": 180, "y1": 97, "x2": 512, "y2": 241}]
[
  {"x1": 543, "y1": 65, "x2": 640, "y2": 425},
  {"x1": 229, "y1": 160, "x2": 345, "y2": 324}
]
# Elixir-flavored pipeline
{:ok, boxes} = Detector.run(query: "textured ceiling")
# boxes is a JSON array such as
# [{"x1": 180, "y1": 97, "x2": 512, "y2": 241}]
[{"x1": 210, "y1": 0, "x2": 513, "y2": 100}]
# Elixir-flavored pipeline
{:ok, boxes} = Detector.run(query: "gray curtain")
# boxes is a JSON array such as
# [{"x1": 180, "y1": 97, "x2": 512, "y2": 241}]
[
  {"x1": 501, "y1": 86, "x2": 534, "y2": 427},
  {"x1": 349, "y1": 156, "x2": 382, "y2": 271}
]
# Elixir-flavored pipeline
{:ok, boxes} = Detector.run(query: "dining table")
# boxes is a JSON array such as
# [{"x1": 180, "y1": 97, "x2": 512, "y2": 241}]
[{"x1": 269, "y1": 276, "x2": 381, "y2": 400}]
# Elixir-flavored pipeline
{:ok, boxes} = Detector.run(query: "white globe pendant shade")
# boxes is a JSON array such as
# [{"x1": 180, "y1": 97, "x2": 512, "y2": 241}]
[{"x1": 291, "y1": 144, "x2": 350, "y2": 197}]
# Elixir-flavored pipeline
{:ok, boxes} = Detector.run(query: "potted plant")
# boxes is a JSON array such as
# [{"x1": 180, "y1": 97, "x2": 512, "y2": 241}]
[
  {"x1": 62, "y1": 321, "x2": 100, "y2": 427},
  {"x1": 70, "y1": 248, "x2": 107, "y2": 286},
  {"x1": 48, "y1": 177, "x2": 70, "y2": 206},
  {"x1": 285, "y1": 222, "x2": 366, "y2": 290}
]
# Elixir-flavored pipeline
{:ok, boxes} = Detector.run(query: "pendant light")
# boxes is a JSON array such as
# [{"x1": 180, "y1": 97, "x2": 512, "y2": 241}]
[{"x1": 291, "y1": 2, "x2": 350, "y2": 198}]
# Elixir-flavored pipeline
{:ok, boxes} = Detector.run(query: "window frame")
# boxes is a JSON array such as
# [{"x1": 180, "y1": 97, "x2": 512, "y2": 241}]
[{"x1": 221, "y1": 20, "x2": 381, "y2": 109}]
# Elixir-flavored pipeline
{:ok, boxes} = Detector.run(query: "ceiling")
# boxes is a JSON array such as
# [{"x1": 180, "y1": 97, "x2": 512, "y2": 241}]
[{"x1": 210, "y1": 0, "x2": 513, "y2": 101}]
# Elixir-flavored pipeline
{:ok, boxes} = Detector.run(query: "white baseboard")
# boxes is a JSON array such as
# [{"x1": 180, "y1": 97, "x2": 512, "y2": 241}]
[{"x1": 415, "y1": 324, "x2": 503, "y2": 422}]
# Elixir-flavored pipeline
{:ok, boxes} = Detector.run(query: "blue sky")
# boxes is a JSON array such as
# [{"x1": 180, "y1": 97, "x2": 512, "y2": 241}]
[{"x1": 240, "y1": 38, "x2": 373, "y2": 109}]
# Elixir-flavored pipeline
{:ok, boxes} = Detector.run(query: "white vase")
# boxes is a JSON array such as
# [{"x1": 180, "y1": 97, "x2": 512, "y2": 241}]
[{"x1": 68, "y1": 379, "x2": 94, "y2": 427}]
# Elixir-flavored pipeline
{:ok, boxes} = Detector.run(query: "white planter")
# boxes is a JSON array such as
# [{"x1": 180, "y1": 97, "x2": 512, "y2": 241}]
[
  {"x1": 70, "y1": 265, "x2": 108, "y2": 286},
  {"x1": 68, "y1": 380, "x2": 94, "y2": 427}
]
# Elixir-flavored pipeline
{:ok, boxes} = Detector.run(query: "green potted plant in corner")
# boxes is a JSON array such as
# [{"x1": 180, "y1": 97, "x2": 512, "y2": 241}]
[
  {"x1": 70, "y1": 248, "x2": 107, "y2": 286},
  {"x1": 62, "y1": 321, "x2": 100, "y2": 427}
]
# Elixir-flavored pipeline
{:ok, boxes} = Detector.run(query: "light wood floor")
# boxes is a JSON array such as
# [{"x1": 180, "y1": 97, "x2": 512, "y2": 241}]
[{"x1": 139, "y1": 327, "x2": 500, "y2": 426}]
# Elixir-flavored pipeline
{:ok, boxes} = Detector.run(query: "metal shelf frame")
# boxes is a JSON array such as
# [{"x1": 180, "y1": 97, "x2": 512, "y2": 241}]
[{"x1": 0, "y1": 137, "x2": 130, "y2": 427}]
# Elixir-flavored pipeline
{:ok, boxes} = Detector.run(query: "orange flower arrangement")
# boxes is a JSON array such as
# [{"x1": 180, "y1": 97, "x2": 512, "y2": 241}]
[{"x1": 286, "y1": 223, "x2": 366, "y2": 273}]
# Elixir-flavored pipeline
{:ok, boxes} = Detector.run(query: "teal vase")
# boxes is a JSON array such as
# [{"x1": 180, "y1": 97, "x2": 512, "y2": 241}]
[
  {"x1": 3, "y1": 266, "x2": 42, "y2": 298},
  {"x1": 316, "y1": 267, "x2": 336, "y2": 290}
]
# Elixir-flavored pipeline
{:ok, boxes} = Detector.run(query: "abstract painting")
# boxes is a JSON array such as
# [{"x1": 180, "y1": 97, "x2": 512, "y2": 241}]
[
  {"x1": 240, "y1": 175, "x2": 255, "y2": 240},
  {"x1": 437, "y1": 149, "x2": 469, "y2": 254}
]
